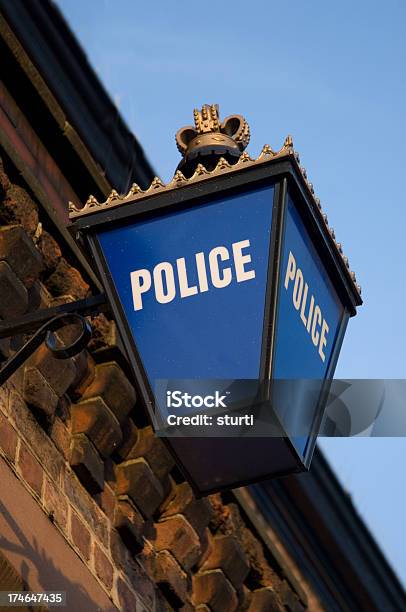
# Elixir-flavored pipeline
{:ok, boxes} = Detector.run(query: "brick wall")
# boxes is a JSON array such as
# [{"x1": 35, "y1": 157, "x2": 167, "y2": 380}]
[{"x1": 0, "y1": 155, "x2": 313, "y2": 611}]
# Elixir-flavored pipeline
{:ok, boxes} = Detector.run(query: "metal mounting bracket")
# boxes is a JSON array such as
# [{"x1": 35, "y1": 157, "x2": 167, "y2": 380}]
[{"x1": 0, "y1": 294, "x2": 107, "y2": 386}]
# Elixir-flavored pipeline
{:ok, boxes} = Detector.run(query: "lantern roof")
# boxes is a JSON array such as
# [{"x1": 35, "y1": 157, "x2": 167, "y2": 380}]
[{"x1": 69, "y1": 105, "x2": 362, "y2": 302}]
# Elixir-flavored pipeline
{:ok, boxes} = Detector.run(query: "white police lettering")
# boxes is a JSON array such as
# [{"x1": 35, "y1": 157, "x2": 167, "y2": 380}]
[
  {"x1": 130, "y1": 239, "x2": 255, "y2": 311},
  {"x1": 284, "y1": 251, "x2": 329, "y2": 362}
]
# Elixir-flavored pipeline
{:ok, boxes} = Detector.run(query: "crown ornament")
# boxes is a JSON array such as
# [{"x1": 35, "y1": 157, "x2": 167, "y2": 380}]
[{"x1": 175, "y1": 104, "x2": 250, "y2": 177}]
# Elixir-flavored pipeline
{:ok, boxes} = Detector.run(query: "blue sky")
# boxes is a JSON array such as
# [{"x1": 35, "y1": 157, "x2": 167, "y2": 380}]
[{"x1": 57, "y1": 0, "x2": 406, "y2": 585}]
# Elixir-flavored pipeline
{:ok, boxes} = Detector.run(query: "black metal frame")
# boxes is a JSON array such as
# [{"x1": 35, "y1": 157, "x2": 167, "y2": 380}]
[
  {"x1": 265, "y1": 180, "x2": 351, "y2": 469},
  {"x1": 70, "y1": 156, "x2": 360, "y2": 494}
]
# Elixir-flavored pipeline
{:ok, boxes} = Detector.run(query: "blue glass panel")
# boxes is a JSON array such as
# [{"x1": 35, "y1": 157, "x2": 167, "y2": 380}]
[
  {"x1": 97, "y1": 185, "x2": 274, "y2": 387},
  {"x1": 273, "y1": 194, "x2": 345, "y2": 456}
]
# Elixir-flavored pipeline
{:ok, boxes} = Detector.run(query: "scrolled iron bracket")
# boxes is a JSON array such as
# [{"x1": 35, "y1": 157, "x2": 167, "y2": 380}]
[
  {"x1": 0, "y1": 294, "x2": 107, "y2": 386},
  {"x1": 43, "y1": 313, "x2": 92, "y2": 359}
]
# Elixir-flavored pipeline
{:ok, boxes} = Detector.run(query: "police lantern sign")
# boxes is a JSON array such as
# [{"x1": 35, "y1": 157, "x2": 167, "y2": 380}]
[{"x1": 69, "y1": 105, "x2": 361, "y2": 495}]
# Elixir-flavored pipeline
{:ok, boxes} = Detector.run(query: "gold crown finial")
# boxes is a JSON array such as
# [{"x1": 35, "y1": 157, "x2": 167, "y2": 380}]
[
  {"x1": 175, "y1": 104, "x2": 250, "y2": 177},
  {"x1": 193, "y1": 104, "x2": 220, "y2": 133}
]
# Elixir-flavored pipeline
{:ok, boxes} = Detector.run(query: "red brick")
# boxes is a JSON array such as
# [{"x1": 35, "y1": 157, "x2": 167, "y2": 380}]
[
  {"x1": 208, "y1": 495, "x2": 242, "y2": 533},
  {"x1": 94, "y1": 542, "x2": 113, "y2": 590},
  {"x1": 0, "y1": 157, "x2": 11, "y2": 196},
  {"x1": 193, "y1": 569, "x2": 238, "y2": 612},
  {"x1": 110, "y1": 530, "x2": 132, "y2": 570},
  {"x1": 0, "y1": 225, "x2": 43, "y2": 286},
  {"x1": 23, "y1": 366, "x2": 58, "y2": 418},
  {"x1": 51, "y1": 318, "x2": 85, "y2": 346},
  {"x1": 239, "y1": 521, "x2": 281, "y2": 589},
  {"x1": 45, "y1": 257, "x2": 89, "y2": 300},
  {"x1": 154, "y1": 515, "x2": 201, "y2": 571},
  {"x1": 248, "y1": 587, "x2": 284, "y2": 612},
  {"x1": 95, "y1": 483, "x2": 117, "y2": 522},
  {"x1": 70, "y1": 350, "x2": 95, "y2": 397},
  {"x1": 63, "y1": 469, "x2": 110, "y2": 544},
  {"x1": 94, "y1": 512, "x2": 111, "y2": 550},
  {"x1": 0, "y1": 337, "x2": 10, "y2": 363},
  {"x1": 126, "y1": 426, "x2": 174, "y2": 481},
  {"x1": 116, "y1": 458, "x2": 164, "y2": 518},
  {"x1": 26, "y1": 280, "x2": 51, "y2": 312},
  {"x1": 158, "y1": 474, "x2": 177, "y2": 507},
  {"x1": 114, "y1": 495, "x2": 145, "y2": 555},
  {"x1": 8, "y1": 361, "x2": 25, "y2": 390},
  {"x1": 197, "y1": 528, "x2": 214, "y2": 569},
  {"x1": 129, "y1": 555, "x2": 165, "y2": 609},
  {"x1": 238, "y1": 585, "x2": 254, "y2": 611},
  {"x1": 116, "y1": 418, "x2": 138, "y2": 460},
  {"x1": 103, "y1": 457, "x2": 116, "y2": 488},
  {"x1": 18, "y1": 442, "x2": 44, "y2": 497},
  {"x1": 81, "y1": 362, "x2": 136, "y2": 423},
  {"x1": 70, "y1": 511, "x2": 91, "y2": 561},
  {"x1": 49, "y1": 295, "x2": 75, "y2": 308},
  {"x1": 28, "y1": 344, "x2": 77, "y2": 396},
  {"x1": 111, "y1": 533, "x2": 157, "y2": 610},
  {"x1": 144, "y1": 549, "x2": 190, "y2": 605},
  {"x1": 10, "y1": 391, "x2": 64, "y2": 482},
  {"x1": 43, "y1": 477, "x2": 69, "y2": 531},
  {"x1": 0, "y1": 261, "x2": 28, "y2": 317},
  {"x1": 37, "y1": 230, "x2": 61, "y2": 271},
  {"x1": 56, "y1": 393, "x2": 71, "y2": 424},
  {"x1": 160, "y1": 481, "x2": 212, "y2": 535},
  {"x1": 159, "y1": 473, "x2": 172, "y2": 501},
  {"x1": 1, "y1": 183, "x2": 39, "y2": 236},
  {"x1": 87, "y1": 313, "x2": 114, "y2": 351},
  {"x1": 178, "y1": 603, "x2": 194, "y2": 612},
  {"x1": 71, "y1": 397, "x2": 122, "y2": 458},
  {"x1": 0, "y1": 413, "x2": 17, "y2": 462},
  {"x1": 50, "y1": 417, "x2": 70, "y2": 461},
  {"x1": 233, "y1": 584, "x2": 252, "y2": 612},
  {"x1": 0, "y1": 384, "x2": 9, "y2": 415},
  {"x1": 201, "y1": 535, "x2": 249, "y2": 589},
  {"x1": 116, "y1": 576, "x2": 140, "y2": 612},
  {"x1": 70, "y1": 433, "x2": 104, "y2": 494}
]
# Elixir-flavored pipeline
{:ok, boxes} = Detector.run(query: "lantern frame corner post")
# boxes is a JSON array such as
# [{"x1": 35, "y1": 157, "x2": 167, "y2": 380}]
[
  {"x1": 260, "y1": 166, "x2": 356, "y2": 470},
  {"x1": 259, "y1": 177, "x2": 288, "y2": 384},
  {"x1": 86, "y1": 232, "x2": 156, "y2": 417}
]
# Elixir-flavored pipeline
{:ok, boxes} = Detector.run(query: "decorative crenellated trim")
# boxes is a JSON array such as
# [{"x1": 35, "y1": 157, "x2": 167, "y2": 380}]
[
  {"x1": 69, "y1": 135, "x2": 361, "y2": 297},
  {"x1": 68, "y1": 136, "x2": 294, "y2": 220}
]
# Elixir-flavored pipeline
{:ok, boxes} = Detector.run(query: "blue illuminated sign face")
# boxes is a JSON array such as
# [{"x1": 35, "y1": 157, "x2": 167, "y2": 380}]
[
  {"x1": 74, "y1": 161, "x2": 359, "y2": 493},
  {"x1": 272, "y1": 193, "x2": 347, "y2": 456},
  {"x1": 97, "y1": 185, "x2": 275, "y2": 388}
]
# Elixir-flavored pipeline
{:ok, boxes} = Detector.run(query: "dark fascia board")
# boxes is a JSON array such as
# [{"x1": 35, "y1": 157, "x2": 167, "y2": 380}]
[
  {"x1": 249, "y1": 449, "x2": 406, "y2": 611},
  {"x1": 0, "y1": 0, "x2": 156, "y2": 193},
  {"x1": 309, "y1": 449, "x2": 406, "y2": 605}
]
